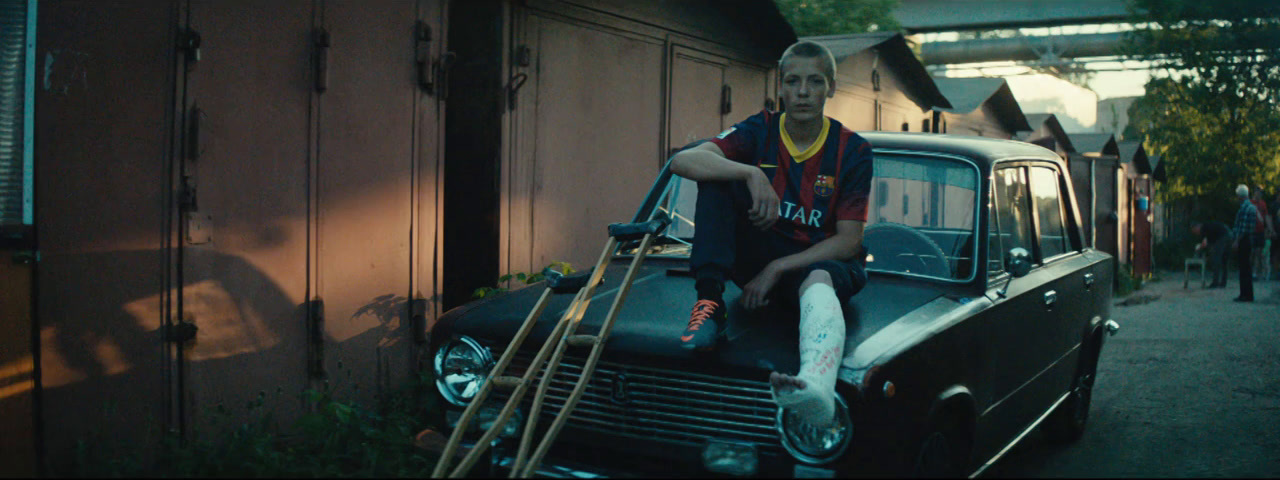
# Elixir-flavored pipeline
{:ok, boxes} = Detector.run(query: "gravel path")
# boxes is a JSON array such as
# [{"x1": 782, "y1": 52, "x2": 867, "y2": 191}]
[{"x1": 984, "y1": 271, "x2": 1280, "y2": 478}]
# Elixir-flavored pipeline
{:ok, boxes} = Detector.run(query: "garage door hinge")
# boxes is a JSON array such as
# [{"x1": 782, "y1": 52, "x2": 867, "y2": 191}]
[
  {"x1": 415, "y1": 21, "x2": 455, "y2": 99},
  {"x1": 314, "y1": 28, "x2": 330, "y2": 93},
  {"x1": 179, "y1": 176, "x2": 197, "y2": 212},
  {"x1": 307, "y1": 298, "x2": 326, "y2": 379},
  {"x1": 410, "y1": 297, "x2": 428, "y2": 344},
  {"x1": 167, "y1": 314, "x2": 198, "y2": 343},
  {"x1": 720, "y1": 84, "x2": 732, "y2": 115},
  {"x1": 415, "y1": 21, "x2": 433, "y2": 93},
  {"x1": 179, "y1": 28, "x2": 201, "y2": 70}
]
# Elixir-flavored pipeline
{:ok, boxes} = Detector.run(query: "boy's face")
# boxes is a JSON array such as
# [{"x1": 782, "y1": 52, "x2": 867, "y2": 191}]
[{"x1": 779, "y1": 56, "x2": 832, "y2": 123}]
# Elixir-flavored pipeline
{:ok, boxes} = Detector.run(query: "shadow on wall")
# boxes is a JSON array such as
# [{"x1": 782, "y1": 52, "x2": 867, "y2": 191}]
[{"x1": 35, "y1": 248, "x2": 429, "y2": 474}]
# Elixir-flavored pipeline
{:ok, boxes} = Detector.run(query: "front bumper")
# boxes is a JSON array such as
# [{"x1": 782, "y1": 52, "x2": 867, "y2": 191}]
[{"x1": 417, "y1": 424, "x2": 819, "y2": 478}]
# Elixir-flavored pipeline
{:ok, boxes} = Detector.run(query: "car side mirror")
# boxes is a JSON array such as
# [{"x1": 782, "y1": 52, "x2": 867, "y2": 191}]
[
  {"x1": 996, "y1": 247, "x2": 1031, "y2": 298},
  {"x1": 1004, "y1": 247, "x2": 1032, "y2": 278}
]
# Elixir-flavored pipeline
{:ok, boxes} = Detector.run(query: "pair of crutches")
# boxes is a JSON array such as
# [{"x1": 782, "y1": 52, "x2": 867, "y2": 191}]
[{"x1": 430, "y1": 209, "x2": 671, "y2": 478}]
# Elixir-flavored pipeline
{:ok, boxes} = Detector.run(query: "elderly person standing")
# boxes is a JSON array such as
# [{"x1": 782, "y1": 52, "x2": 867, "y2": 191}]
[{"x1": 1231, "y1": 184, "x2": 1259, "y2": 302}]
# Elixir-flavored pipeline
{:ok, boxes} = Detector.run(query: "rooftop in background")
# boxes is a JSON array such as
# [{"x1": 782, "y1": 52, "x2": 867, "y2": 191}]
[
  {"x1": 891, "y1": 0, "x2": 1132, "y2": 33},
  {"x1": 932, "y1": 76, "x2": 1032, "y2": 132},
  {"x1": 1021, "y1": 113, "x2": 1076, "y2": 153},
  {"x1": 1070, "y1": 132, "x2": 1119, "y2": 157},
  {"x1": 805, "y1": 32, "x2": 952, "y2": 110}
]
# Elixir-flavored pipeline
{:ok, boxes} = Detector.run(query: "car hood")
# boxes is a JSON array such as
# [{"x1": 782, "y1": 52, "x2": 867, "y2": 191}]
[{"x1": 436, "y1": 259, "x2": 948, "y2": 377}]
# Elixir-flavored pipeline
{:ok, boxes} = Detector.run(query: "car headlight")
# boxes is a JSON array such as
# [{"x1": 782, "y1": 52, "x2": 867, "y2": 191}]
[
  {"x1": 776, "y1": 395, "x2": 852, "y2": 464},
  {"x1": 434, "y1": 336, "x2": 495, "y2": 406}
]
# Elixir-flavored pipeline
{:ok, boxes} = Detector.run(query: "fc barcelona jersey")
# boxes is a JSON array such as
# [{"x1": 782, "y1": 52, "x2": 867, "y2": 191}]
[{"x1": 710, "y1": 110, "x2": 873, "y2": 245}]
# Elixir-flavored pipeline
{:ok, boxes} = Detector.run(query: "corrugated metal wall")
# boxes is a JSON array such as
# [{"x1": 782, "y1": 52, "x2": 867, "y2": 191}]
[
  {"x1": 35, "y1": 0, "x2": 447, "y2": 470},
  {"x1": 35, "y1": 0, "x2": 177, "y2": 471}
]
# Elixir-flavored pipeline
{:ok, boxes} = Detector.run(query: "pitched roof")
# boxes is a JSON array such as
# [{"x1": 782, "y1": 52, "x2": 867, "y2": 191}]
[
  {"x1": 1022, "y1": 113, "x2": 1075, "y2": 153},
  {"x1": 1150, "y1": 154, "x2": 1166, "y2": 182},
  {"x1": 805, "y1": 32, "x2": 952, "y2": 110},
  {"x1": 932, "y1": 76, "x2": 1032, "y2": 132},
  {"x1": 1117, "y1": 140, "x2": 1152, "y2": 174},
  {"x1": 1069, "y1": 132, "x2": 1119, "y2": 157}
]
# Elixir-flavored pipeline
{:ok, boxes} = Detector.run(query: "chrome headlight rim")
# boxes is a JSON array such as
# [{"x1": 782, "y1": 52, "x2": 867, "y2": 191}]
[
  {"x1": 776, "y1": 394, "x2": 853, "y2": 465},
  {"x1": 433, "y1": 336, "x2": 494, "y2": 407}
]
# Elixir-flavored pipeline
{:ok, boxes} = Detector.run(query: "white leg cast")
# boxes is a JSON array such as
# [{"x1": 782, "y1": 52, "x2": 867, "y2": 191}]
[{"x1": 771, "y1": 282, "x2": 844, "y2": 427}]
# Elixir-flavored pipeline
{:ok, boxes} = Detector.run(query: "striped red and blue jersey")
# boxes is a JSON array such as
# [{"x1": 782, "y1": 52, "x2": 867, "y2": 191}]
[{"x1": 710, "y1": 109, "x2": 873, "y2": 245}]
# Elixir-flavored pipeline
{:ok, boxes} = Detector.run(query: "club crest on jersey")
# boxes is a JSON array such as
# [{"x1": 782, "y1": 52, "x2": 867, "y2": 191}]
[{"x1": 814, "y1": 175, "x2": 835, "y2": 197}]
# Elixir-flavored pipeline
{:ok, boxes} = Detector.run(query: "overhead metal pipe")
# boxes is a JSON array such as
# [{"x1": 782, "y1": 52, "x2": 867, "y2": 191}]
[{"x1": 921, "y1": 32, "x2": 1129, "y2": 65}]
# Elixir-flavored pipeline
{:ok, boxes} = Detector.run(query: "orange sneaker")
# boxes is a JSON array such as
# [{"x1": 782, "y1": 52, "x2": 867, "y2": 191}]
[{"x1": 680, "y1": 299, "x2": 723, "y2": 351}]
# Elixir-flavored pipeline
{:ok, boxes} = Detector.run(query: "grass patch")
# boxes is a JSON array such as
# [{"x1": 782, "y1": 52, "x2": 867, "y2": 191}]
[{"x1": 65, "y1": 370, "x2": 445, "y2": 477}]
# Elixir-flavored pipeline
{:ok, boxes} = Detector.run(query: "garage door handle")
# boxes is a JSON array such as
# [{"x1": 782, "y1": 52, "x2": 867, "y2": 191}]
[{"x1": 1044, "y1": 290, "x2": 1057, "y2": 307}]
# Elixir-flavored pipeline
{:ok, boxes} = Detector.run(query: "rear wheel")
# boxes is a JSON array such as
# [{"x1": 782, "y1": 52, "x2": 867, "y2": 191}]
[
  {"x1": 911, "y1": 414, "x2": 969, "y2": 478},
  {"x1": 1043, "y1": 342, "x2": 1098, "y2": 443}
]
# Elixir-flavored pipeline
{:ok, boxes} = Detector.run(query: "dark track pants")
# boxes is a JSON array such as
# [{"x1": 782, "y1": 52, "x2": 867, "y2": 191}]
[
  {"x1": 1236, "y1": 234, "x2": 1253, "y2": 301},
  {"x1": 1209, "y1": 235, "x2": 1231, "y2": 285},
  {"x1": 688, "y1": 180, "x2": 866, "y2": 308}
]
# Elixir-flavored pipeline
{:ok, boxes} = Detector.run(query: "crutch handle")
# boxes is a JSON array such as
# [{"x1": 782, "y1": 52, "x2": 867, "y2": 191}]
[
  {"x1": 545, "y1": 267, "x2": 597, "y2": 293},
  {"x1": 608, "y1": 212, "x2": 671, "y2": 241}
]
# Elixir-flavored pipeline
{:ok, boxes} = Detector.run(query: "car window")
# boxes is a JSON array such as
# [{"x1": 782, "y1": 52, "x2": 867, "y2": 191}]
[
  {"x1": 990, "y1": 167, "x2": 1033, "y2": 275},
  {"x1": 866, "y1": 153, "x2": 979, "y2": 281},
  {"x1": 1030, "y1": 166, "x2": 1069, "y2": 259}
]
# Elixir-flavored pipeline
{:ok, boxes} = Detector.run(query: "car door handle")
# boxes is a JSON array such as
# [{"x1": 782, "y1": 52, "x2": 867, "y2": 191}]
[
  {"x1": 1044, "y1": 290, "x2": 1057, "y2": 307},
  {"x1": 1084, "y1": 273, "x2": 1095, "y2": 288}
]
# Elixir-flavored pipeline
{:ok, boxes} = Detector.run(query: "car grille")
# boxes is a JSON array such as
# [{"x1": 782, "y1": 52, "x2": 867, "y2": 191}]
[{"x1": 486, "y1": 347, "x2": 783, "y2": 455}]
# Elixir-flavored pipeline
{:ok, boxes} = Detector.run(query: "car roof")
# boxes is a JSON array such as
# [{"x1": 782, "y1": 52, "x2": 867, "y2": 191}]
[{"x1": 857, "y1": 131, "x2": 1063, "y2": 171}]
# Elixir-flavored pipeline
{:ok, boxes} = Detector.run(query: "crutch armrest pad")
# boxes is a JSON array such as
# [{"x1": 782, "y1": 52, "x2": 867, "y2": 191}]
[
  {"x1": 608, "y1": 213, "x2": 671, "y2": 241},
  {"x1": 545, "y1": 267, "x2": 596, "y2": 293}
]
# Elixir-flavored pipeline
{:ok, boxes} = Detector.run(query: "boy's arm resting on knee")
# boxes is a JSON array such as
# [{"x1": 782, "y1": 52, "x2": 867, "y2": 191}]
[
  {"x1": 672, "y1": 142, "x2": 778, "y2": 225},
  {"x1": 670, "y1": 142, "x2": 755, "y2": 182},
  {"x1": 767, "y1": 221, "x2": 864, "y2": 274}
]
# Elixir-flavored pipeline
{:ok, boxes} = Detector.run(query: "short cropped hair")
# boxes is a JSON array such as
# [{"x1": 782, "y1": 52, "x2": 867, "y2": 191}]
[
  {"x1": 1236, "y1": 184, "x2": 1250, "y2": 198},
  {"x1": 777, "y1": 41, "x2": 837, "y2": 86}
]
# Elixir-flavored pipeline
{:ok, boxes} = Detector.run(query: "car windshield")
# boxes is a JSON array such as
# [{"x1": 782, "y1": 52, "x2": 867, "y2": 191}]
[{"x1": 623, "y1": 151, "x2": 980, "y2": 282}]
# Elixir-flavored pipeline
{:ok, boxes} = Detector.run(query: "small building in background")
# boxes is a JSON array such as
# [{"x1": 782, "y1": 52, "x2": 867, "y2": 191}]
[
  {"x1": 1069, "y1": 133, "x2": 1122, "y2": 263},
  {"x1": 805, "y1": 32, "x2": 952, "y2": 133},
  {"x1": 931, "y1": 76, "x2": 1031, "y2": 139},
  {"x1": 1119, "y1": 140, "x2": 1156, "y2": 277},
  {"x1": 1019, "y1": 113, "x2": 1077, "y2": 161},
  {"x1": 1097, "y1": 96, "x2": 1139, "y2": 138},
  {"x1": 1005, "y1": 74, "x2": 1099, "y2": 133}
]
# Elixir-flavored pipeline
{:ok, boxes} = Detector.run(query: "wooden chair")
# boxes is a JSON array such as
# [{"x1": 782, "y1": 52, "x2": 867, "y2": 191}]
[{"x1": 1184, "y1": 255, "x2": 1206, "y2": 289}]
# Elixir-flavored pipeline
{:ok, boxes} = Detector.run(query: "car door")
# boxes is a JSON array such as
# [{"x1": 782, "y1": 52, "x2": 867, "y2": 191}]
[
  {"x1": 1024, "y1": 163, "x2": 1096, "y2": 403},
  {"x1": 978, "y1": 164, "x2": 1062, "y2": 447}
]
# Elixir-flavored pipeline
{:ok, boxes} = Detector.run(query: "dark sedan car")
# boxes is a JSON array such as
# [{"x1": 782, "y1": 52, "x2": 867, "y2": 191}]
[{"x1": 426, "y1": 132, "x2": 1120, "y2": 478}]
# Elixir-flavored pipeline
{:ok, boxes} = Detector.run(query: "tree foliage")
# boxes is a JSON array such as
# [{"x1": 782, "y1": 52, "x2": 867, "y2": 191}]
[
  {"x1": 773, "y1": 0, "x2": 902, "y2": 37},
  {"x1": 1122, "y1": 0, "x2": 1280, "y2": 212}
]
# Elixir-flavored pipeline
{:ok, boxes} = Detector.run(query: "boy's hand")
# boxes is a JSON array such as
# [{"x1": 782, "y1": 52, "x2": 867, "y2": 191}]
[
  {"x1": 740, "y1": 263, "x2": 781, "y2": 310},
  {"x1": 745, "y1": 169, "x2": 779, "y2": 230}
]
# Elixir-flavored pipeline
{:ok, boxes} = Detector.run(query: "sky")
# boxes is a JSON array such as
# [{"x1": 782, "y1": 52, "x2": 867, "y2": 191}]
[{"x1": 917, "y1": 23, "x2": 1164, "y2": 100}]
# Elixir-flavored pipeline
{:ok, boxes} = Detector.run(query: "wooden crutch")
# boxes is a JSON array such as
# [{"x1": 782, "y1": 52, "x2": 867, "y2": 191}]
[
  {"x1": 432, "y1": 212, "x2": 670, "y2": 478},
  {"x1": 428, "y1": 264, "x2": 599, "y2": 477},
  {"x1": 509, "y1": 211, "x2": 669, "y2": 477}
]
